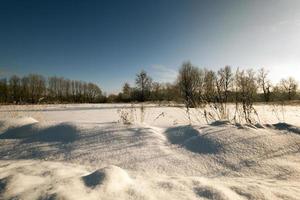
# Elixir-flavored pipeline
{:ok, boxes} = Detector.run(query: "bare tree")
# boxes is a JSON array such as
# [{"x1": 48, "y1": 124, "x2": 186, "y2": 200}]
[
  {"x1": 0, "y1": 78, "x2": 8, "y2": 103},
  {"x1": 86, "y1": 83, "x2": 102, "y2": 102},
  {"x1": 177, "y1": 62, "x2": 202, "y2": 108},
  {"x1": 135, "y1": 70, "x2": 152, "y2": 102},
  {"x1": 120, "y1": 82, "x2": 132, "y2": 102},
  {"x1": 27, "y1": 74, "x2": 46, "y2": 103},
  {"x1": 279, "y1": 77, "x2": 298, "y2": 101},
  {"x1": 257, "y1": 68, "x2": 271, "y2": 102},
  {"x1": 9, "y1": 75, "x2": 21, "y2": 103},
  {"x1": 150, "y1": 82, "x2": 162, "y2": 101},
  {"x1": 164, "y1": 83, "x2": 180, "y2": 102},
  {"x1": 203, "y1": 69, "x2": 217, "y2": 103}
]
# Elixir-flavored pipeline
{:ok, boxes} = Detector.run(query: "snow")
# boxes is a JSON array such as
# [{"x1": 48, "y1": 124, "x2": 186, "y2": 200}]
[
  {"x1": 82, "y1": 165, "x2": 132, "y2": 192},
  {"x1": 0, "y1": 104, "x2": 299, "y2": 199}
]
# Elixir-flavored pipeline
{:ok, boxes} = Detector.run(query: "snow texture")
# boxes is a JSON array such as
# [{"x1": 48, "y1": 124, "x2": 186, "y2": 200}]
[{"x1": 0, "y1": 104, "x2": 299, "y2": 200}]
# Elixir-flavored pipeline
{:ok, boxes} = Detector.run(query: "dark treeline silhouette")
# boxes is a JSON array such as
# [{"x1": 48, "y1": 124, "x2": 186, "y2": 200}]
[
  {"x1": 106, "y1": 70, "x2": 181, "y2": 103},
  {"x1": 176, "y1": 62, "x2": 299, "y2": 123},
  {"x1": 0, "y1": 74, "x2": 104, "y2": 104},
  {"x1": 110, "y1": 64, "x2": 299, "y2": 104},
  {"x1": 0, "y1": 63, "x2": 299, "y2": 105}
]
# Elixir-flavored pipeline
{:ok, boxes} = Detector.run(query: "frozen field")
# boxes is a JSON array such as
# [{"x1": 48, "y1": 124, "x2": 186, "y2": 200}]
[{"x1": 0, "y1": 104, "x2": 300, "y2": 200}]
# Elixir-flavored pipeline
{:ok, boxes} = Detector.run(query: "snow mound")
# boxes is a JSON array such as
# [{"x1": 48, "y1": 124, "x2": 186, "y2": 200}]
[
  {"x1": 0, "y1": 117, "x2": 38, "y2": 132},
  {"x1": 82, "y1": 165, "x2": 132, "y2": 192},
  {"x1": 1, "y1": 105, "x2": 300, "y2": 199},
  {"x1": 0, "y1": 117, "x2": 39, "y2": 139},
  {"x1": 165, "y1": 126, "x2": 221, "y2": 154},
  {"x1": 0, "y1": 122, "x2": 78, "y2": 143},
  {"x1": 13, "y1": 117, "x2": 39, "y2": 126}
]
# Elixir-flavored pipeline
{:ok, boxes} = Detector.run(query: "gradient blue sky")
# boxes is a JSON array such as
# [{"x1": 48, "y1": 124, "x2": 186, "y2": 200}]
[{"x1": 1, "y1": 0, "x2": 300, "y2": 93}]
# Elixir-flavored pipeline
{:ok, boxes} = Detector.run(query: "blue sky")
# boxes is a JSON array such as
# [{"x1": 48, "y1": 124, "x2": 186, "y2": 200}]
[{"x1": 0, "y1": 0, "x2": 300, "y2": 93}]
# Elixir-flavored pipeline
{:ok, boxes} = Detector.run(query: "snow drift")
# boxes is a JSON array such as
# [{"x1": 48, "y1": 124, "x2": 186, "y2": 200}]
[{"x1": 0, "y1": 104, "x2": 299, "y2": 199}]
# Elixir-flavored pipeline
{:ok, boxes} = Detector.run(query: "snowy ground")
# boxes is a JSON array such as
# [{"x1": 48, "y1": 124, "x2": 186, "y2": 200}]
[{"x1": 0, "y1": 104, "x2": 300, "y2": 200}]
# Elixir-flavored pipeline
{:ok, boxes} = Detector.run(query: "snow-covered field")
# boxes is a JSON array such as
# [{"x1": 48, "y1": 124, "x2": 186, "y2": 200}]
[{"x1": 0, "y1": 104, "x2": 300, "y2": 200}]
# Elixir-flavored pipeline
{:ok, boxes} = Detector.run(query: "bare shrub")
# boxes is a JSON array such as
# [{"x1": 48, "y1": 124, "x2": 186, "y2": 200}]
[
  {"x1": 117, "y1": 106, "x2": 135, "y2": 125},
  {"x1": 190, "y1": 67, "x2": 233, "y2": 124},
  {"x1": 271, "y1": 103, "x2": 286, "y2": 123},
  {"x1": 234, "y1": 69, "x2": 258, "y2": 124},
  {"x1": 177, "y1": 62, "x2": 203, "y2": 123},
  {"x1": 117, "y1": 103, "x2": 147, "y2": 125},
  {"x1": 213, "y1": 66, "x2": 233, "y2": 120},
  {"x1": 118, "y1": 109, "x2": 133, "y2": 125},
  {"x1": 139, "y1": 103, "x2": 146, "y2": 123}
]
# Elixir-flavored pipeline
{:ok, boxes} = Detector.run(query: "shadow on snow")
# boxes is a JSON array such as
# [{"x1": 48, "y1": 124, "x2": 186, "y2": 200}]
[
  {"x1": 164, "y1": 125, "x2": 221, "y2": 154},
  {"x1": 0, "y1": 123, "x2": 78, "y2": 143}
]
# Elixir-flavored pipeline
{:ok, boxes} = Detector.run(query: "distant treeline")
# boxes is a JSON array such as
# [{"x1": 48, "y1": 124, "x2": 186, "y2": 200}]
[
  {"x1": 109, "y1": 64, "x2": 299, "y2": 104},
  {"x1": 0, "y1": 63, "x2": 299, "y2": 104},
  {"x1": 0, "y1": 74, "x2": 104, "y2": 104}
]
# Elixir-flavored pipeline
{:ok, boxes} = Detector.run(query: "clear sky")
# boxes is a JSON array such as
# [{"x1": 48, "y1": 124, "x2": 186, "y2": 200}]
[{"x1": 0, "y1": 0, "x2": 300, "y2": 93}]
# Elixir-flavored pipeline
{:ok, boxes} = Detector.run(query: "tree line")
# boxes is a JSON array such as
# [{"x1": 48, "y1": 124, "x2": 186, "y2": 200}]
[
  {"x1": 107, "y1": 70, "x2": 180, "y2": 103},
  {"x1": 0, "y1": 63, "x2": 299, "y2": 105},
  {"x1": 176, "y1": 63, "x2": 298, "y2": 123},
  {"x1": 0, "y1": 74, "x2": 104, "y2": 104},
  {"x1": 110, "y1": 63, "x2": 299, "y2": 105}
]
